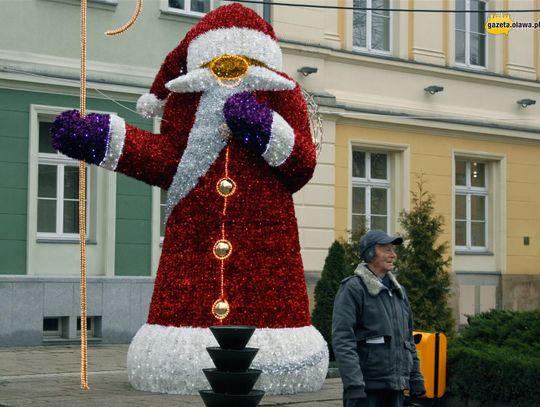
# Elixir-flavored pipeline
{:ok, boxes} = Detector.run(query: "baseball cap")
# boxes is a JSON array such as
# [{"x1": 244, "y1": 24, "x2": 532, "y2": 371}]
[{"x1": 359, "y1": 229, "x2": 403, "y2": 261}]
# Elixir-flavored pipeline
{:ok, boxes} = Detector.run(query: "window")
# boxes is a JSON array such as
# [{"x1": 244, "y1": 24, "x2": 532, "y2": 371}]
[
  {"x1": 43, "y1": 317, "x2": 62, "y2": 338},
  {"x1": 37, "y1": 121, "x2": 89, "y2": 240},
  {"x1": 28, "y1": 105, "x2": 117, "y2": 277},
  {"x1": 351, "y1": 151, "x2": 390, "y2": 233},
  {"x1": 150, "y1": 187, "x2": 167, "y2": 275},
  {"x1": 77, "y1": 316, "x2": 101, "y2": 338},
  {"x1": 160, "y1": 189, "x2": 167, "y2": 240},
  {"x1": 455, "y1": 159, "x2": 488, "y2": 250},
  {"x1": 164, "y1": 0, "x2": 269, "y2": 20},
  {"x1": 167, "y1": 0, "x2": 213, "y2": 15},
  {"x1": 353, "y1": 0, "x2": 391, "y2": 53},
  {"x1": 455, "y1": 0, "x2": 487, "y2": 67},
  {"x1": 77, "y1": 316, "x2": 92, "y2": 335},
  {"x1": 43, "y1": 316, "x2": 70, "y2": 339}
]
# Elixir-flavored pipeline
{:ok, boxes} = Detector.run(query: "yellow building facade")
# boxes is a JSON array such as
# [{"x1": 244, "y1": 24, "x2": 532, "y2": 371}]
[{"x1": 272, "y1": 0, "x2": 540, "y2": 324}]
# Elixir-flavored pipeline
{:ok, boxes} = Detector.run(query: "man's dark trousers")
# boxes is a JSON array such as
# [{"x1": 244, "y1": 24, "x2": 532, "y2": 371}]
[{"x1": 344, "y1": 389, "x2": 404, "y2": 407}]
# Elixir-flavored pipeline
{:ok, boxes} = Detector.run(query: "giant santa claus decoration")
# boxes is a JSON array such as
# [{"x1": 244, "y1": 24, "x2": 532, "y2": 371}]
[{"x1": 51, "y1": 3, "x2": 328, "y2": 395}]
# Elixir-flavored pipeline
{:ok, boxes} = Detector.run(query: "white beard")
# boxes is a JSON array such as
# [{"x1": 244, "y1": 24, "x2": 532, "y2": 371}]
[{"x1": 164, "y1": 67, "x2": 295, "y2": 218}]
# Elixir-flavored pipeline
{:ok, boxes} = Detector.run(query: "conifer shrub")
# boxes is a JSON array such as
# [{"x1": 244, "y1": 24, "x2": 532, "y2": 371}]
[
  {"x1": 394, "y1": 177, "x2": 455, "y2": 336},
  {"x1": 311, "y1": 241, "x2": 350, "y2": 360},
  {"x1": 340, "y1": 228, "x2": 363, "y2": 274},
  {"x1": 447, "y1": 309, "x2": 540, "y2": 406}
]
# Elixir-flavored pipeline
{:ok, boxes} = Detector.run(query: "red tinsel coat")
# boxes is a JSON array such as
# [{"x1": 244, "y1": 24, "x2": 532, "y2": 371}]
[{"x1": 114, "y1": 83, "x2": 316, "y2": 328}]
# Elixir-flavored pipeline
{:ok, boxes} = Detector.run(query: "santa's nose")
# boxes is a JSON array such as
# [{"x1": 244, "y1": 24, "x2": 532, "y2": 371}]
[{"x1": 207, "y1": 54, "x2": 249, "y2": 80}]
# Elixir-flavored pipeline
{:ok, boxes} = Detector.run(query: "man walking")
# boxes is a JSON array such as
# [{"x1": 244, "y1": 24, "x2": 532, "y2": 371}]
[{"x1": 332, "y1": 230, "x2": 425, "y2": 406}]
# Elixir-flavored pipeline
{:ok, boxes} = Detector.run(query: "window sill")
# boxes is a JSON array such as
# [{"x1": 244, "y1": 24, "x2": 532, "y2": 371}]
[
  {"x1": 89, "y1": 0, "x2": 117, "y2": 5},
  {"x1": 37, "y1": 238, "x2": 97, "y2": 245},
  {"x1": 453, "y1": 63, "x2": 488, "y2": 73},
  {"x1": 42, "y1": 337, "x2": 102, "y2": 344},
  {"x1": 454, "y1": 250, "x2": 494, "y2": 256},
  {"x1": 40, "y1": 0, "x2": 118, "y2": 11},
  {"x1": 352, "y1": 47, "x2": 392, "y2": 58}
]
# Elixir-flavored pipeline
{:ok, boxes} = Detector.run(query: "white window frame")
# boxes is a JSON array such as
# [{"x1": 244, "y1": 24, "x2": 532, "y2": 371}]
[
  {"x1": 455, "y1": 159, "x2": 489, "y2": 252},
  {"x1": 151, "y1": 186, "x2": 165, "y2": 276},
  {"x1": 27, "y1": 105, "x2": 117, "y2": 277},
  {"x1": 352, "y1": 0, "x2": 392, "y2": 55},
  {"x1": 351, "y1": 150, "x2": 391, "y2": 232},
  {"x1": 162, "y1": 0, "x2": 217, "y2": 17},
  {"x1": 161, "y1": 0, "x2": 269, "y2": 22},
  {"x1": 455, "y1": 0, "x2": 488, "y2": 69},
  {"x1": 37, "y1": 150, "x2": 90, "y2": 241},
  {"x1": 35, "y1": 118, "x2": 92, "y2": 241},
  {"x1": 159, "y1": 189, "x2": 167, "y2": 241},
  {"x1": 153, "y1": 187, "x2": 167, "y2": 244}
]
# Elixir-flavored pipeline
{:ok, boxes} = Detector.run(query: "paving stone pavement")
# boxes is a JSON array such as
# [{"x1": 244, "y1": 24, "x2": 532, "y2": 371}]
[{"x1": 0, "y1": 345, "x2": 344, "y2": 407}]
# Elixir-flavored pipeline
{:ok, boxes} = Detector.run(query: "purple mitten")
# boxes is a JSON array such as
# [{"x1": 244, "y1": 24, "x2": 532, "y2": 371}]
[
  {"x1": 223, "y1": 92, "x2": 273, "y2": 155},
  {"x1": 50, "y1": 110, "x2": 111, "y2": 165}
]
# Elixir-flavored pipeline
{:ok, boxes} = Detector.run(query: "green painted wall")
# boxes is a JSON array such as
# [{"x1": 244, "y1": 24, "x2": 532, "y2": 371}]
[
  {"x1": 0, "y1": 89, "x2": 31, "y2": 274},
  {"x1": 115, "y1": 175, "x2": 152, "y2": 276},
  {"x1": 0, "y1": 88, "x2": 154, "y2": 276}
]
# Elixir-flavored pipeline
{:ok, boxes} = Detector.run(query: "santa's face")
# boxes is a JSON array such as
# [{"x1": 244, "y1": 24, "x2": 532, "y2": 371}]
[{"x1": 165, "y1": 54, "x2": 295, "y2": 95}]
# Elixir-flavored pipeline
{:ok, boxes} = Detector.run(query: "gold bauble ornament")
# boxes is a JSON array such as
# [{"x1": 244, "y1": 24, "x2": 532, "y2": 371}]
[
  {"x1": 217, "y1": 178, "x2": 236, "y2": 197},
  {"x1": 213, "y1": 240, "x2": 232, "y2": 259},
  {"x1": 212, "y1": 299, "x2": 230, "y2": 320}
]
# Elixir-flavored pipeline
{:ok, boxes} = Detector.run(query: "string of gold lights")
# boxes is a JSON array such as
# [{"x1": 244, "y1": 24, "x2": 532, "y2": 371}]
[
  {"x1": 212, "y1": 145, "x2": 236, "y2": 322},
  {"x1": 105, "y1": 0, "x2": 143, "y2": 36},
  {"x1": 79, "y1": 0, "x2": 89, "y2": 391},
  {"x1": 78, "y1": 0, "x2": 144, "y2": 391}
]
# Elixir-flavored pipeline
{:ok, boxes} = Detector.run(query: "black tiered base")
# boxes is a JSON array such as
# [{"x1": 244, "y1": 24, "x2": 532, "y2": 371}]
[
  {"x1": 199, "y1": 390, "x2": 265, "y2": 407},
  {"x1": 199, "y1": 326, "x2": 265, "y2": 407},
  {"x1": 203, "y1": 368, "x2": 261, "y2": 394},
  {"x1": 206, "y1": 347, "x2": 259, "y2": 372}
]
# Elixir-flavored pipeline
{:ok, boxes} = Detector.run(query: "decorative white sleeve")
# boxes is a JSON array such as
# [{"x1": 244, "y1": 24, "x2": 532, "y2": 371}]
[
  {"x1": 262, "y1": 112, "x2": 295, "y2": 167},
  {"x1": 99, "y1": 114, "x2": 126, "y2": 171},
  {"x1": 136, "y1": 93, "x2": 165, "y2": 119}
]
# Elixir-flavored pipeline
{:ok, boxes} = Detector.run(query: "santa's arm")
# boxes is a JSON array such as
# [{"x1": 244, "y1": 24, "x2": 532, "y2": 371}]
[
  {"x1": 51, "y1": 110, "x2": 178, "y2": 189},
  {"x1": 224, "y1": 86, "x2": 316, "y2": 193}
]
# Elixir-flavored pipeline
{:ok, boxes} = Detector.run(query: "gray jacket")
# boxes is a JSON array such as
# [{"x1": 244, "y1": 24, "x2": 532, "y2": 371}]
[{"x1": 332, "y1": 263, "x2": 425, "y2": 399}]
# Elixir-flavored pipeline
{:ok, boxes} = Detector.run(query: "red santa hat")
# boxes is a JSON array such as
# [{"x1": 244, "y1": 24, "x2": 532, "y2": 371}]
[{"x1": 136, "y1": 3, "x2": 283, "y2": 118}]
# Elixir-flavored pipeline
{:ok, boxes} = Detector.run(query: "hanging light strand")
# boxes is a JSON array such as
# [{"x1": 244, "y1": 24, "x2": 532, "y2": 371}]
[
  {"x1": 77, "y1": 0, "x2": 144, "y2": 391},
  {"x1": 105, "y1": 0, "x2": 143, "y2": 36},
  {"x1": 79, "y1": 0, "x2": 89, "y2": 392}
]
